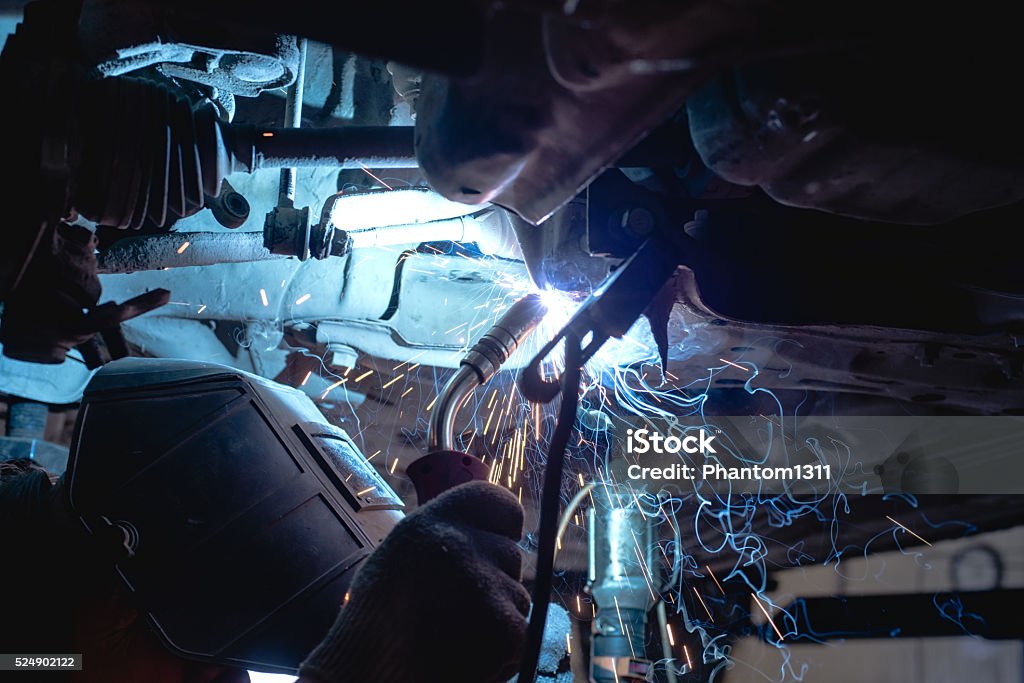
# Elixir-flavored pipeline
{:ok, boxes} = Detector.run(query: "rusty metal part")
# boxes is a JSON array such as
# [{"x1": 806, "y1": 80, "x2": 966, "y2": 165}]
[
  {"x1": 79, "y1": 0, "x2": 301, "y2": 99},
  {"x1": 245, "y1": 126, "x2": 417, "y2": 170},
  {"x1": 102, "y1": 0, "x2": 487, "y2": 76},
  {"x1": 97, "y1": 231, "x2": 285, "y2": 273}
]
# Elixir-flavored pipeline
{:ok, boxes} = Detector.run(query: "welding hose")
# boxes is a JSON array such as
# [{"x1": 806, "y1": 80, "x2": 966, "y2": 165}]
[{"x1": 517, "y1": 333, "x2": 583, "y2": 683}]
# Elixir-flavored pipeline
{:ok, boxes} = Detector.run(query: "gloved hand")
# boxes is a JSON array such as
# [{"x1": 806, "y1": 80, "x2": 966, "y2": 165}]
[
  {"x1": 0, "y1": 222, "x2": 169, "y2": 364},
  {"x1": 299, "y1": 481, "x2": 530, "y2": 683}
]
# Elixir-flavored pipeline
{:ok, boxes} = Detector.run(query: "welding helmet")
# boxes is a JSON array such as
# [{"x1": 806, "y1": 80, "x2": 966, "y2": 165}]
[{"x1": 64, "y1": 358, "x2": 403, "y2": 674}]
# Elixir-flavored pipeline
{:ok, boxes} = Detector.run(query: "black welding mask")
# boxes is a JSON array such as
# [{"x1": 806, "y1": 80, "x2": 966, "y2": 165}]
[{"x1": 64, "y1": 358, "x2": 404, "y2": 674}]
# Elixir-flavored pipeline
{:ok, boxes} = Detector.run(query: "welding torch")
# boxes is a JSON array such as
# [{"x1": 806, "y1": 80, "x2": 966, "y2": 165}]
[
  {"x1": 519, "y1": 233, "x2": 683, "y2": 403},
  {"x1": 406, "y1": 293, "x2": 548, "y2": 504}
]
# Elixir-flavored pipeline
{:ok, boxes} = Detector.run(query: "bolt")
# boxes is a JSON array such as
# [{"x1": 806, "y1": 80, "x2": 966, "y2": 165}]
[{"x1": 327, "y1": 343, "x2": 359, "y2": 369}]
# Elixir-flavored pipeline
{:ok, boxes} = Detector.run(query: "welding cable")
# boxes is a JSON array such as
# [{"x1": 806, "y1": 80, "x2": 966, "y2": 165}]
[
  {"x1": 554, "y1": 482, "x2": 595, "y2": 560},
  {"x1": 517, "y1": 333, "x2": 584, "y2": 683}
]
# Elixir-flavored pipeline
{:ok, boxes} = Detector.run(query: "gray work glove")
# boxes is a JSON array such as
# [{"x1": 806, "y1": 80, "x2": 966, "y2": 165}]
[{"x1": 299, "y1": 481, "x2": 531, "y2": 683}]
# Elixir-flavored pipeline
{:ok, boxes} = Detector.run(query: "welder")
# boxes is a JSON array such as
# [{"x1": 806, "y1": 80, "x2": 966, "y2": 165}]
[{"x1": 0, "y1": 457, "x2": 529, "y2": 683}]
